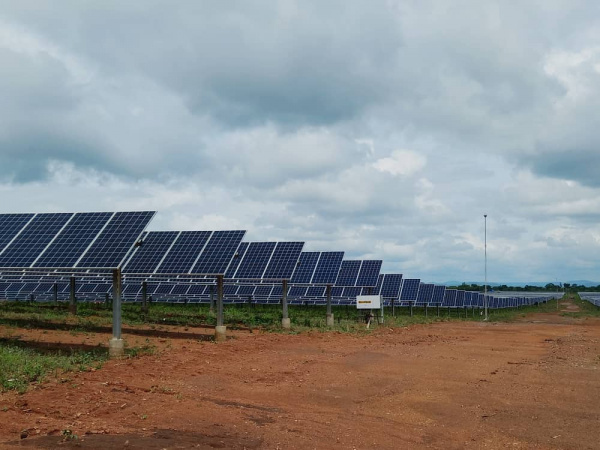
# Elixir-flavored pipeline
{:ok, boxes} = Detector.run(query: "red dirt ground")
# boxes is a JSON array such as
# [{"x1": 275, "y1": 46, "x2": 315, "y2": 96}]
[{"x1": 1, "y1": 301, "x2": 599, "y2": 449}]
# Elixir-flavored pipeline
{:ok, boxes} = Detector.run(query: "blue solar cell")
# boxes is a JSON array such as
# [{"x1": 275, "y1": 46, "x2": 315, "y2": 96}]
[
  {"x1": 263, "y1": 242, "x2": 304, "y2": 279},
  {"x1": 291, "y1": 252, "x2": 320, "y2": 283},
  {"x1": 123, "y1": 231, "x2": 179, "y2": 274},
  {"x1": 336, "y1": 260, "x2": 361, "y2": 286},
  {"x1": 234, "y1": 242, "x2": 276, "y2": 279},
  {"x1": 0, "y1": 214, "x2": 35, "y2": 253},
  {"x1": 399, "y1": 279, "x2": 420, "y2": 302},
  {"x1": 225, "y1": 242, "x2": 248, "y2": 278},
  {"x1": 192, "y1": 230, "x2": 246, "y2": 275},
  {"x1": 416, "y1": 283, "x2": 435, "y2": 305},
  {"x1": 34, "y1": 212, "x2": 113, "y2": 268},
  {"x1": 155, "y1": 231, "x2": 211, "y2": 274},
  {"x1": 0, "y1": 213, "x2": 72, "y2": 267},
  {"x1": 312, "y1": 252, "x2": 344, "y2": 284},
  {"x1": 77, "y1": 211, "x2": 155, "y2": 268},
  {"x1": 356, "y1": 260, "x2": 382, "y2": 287}
]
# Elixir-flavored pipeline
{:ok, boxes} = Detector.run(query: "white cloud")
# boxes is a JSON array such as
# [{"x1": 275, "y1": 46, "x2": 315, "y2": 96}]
[{"x1": 372, "y1": 150, "x2": 427, "y2": 176}]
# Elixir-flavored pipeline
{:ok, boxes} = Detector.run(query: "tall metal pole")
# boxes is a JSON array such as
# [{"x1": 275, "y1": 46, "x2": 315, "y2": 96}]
[{"x1": 484, "y1": 214, "x2": 488, "y2": 321}]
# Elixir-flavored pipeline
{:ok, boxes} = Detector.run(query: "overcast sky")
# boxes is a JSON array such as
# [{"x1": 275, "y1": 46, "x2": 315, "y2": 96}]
[{"x1": 1, "y1": 1, "x2": 599, "y2": 283}]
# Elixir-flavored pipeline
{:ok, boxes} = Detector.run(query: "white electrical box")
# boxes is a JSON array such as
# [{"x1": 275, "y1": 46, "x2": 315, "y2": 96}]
[{"x1": 356, "y1": 295, "x2": 381, "y2": 309}]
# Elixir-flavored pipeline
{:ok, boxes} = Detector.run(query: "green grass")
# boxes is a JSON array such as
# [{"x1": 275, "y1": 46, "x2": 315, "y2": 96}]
[
  {"x1": 0, "y1": 341, "x2": 107, "y2": 393},
  {"x1": 559, "y1": 293, "x2": 600, "y2": 318}
]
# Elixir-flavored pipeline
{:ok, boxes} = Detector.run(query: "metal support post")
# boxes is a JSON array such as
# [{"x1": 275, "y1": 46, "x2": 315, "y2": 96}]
[
  {"x1": 215, "y1": 275, "x2": 226, "y2": 341},
  {"x1": 484, "y1": 214, "x2": 488, "y2": 321},
  {"x1": 281, "y1": 279, "x2": 290, "y2": 328},
  {"x1": 392, "y1": 297, "x2": 395, "y2": 317},
  {"x1": 410, "y1": 301, "x2": 414, "y2": 317},
  {"x1": 53, "y1": 283, "x2": 58, "y2": 303},
  {"x1": 69, "y1": 276, "x2": 77, "y2": 314},
  {"x1": 109, "y1": 268, "x2": 124, "y2": 358},
  {"x1": 326, "y1": 284, "x2": 334, "y2": 326}
]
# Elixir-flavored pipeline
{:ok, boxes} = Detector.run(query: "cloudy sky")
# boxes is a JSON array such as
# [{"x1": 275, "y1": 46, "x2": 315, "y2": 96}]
[{"x1": 1, "y1": 1, "x2": 599, "y2": 283}]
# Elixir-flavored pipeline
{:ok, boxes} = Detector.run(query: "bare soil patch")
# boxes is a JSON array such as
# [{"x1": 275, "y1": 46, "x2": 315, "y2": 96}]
[{"x1": 1, "y1": 309, "x2": 599, "y2": 449}]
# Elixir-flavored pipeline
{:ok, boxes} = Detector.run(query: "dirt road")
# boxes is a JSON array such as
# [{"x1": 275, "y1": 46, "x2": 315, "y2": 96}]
[{"x1": 1, "y1": 303, "x2": 599, "y2": 449}]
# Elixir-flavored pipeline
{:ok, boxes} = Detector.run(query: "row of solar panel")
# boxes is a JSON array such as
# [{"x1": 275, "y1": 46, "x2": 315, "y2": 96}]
[
  {"x1": 0, "y1": 277, "x2": 556, "y2": 309},
  {"x1": 0, "y1": 213, "x2": 388, "y2": 287},
  {"x1": 579, "y1": 293, "x2": 600, "y2": 307},
  {"x1": 0, "y1": 212, "x2": 155, "y2": 269}
]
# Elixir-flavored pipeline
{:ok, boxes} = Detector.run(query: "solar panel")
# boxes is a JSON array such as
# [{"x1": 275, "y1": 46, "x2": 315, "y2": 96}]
[
  {"x1": 191, "y1": 230, "x2": 246, "y2": 275},
  {"x1": 307, "y1": 286, "x2": 326, "y2": 297},
  {"x1": 289, "y1": 286, "x2": 308, "y2": 297},
  {"x1": 0, "y1": 214, "x2": 35, "y2": 253},
  {"x1": 399, "y1": 279, "x2": 420, "y2": 302},
  {"x1": 455, "y1": 290, "x2": 465, "y2": 307},
  {"x1": 155, "y1": 231, "x2": 211, "y2": 274},
  {"x1": 311, "y1": 252, "x2": 344, "y2": 284},
  {"x1": 237, "y1": 285, "x2": 256, "y2": 296},
  {"x1": 234, "y1": 242, "x2": 276, "y2": 279},
  {"x1": 431, "y1": 285, "x2": 446, "y2": 305},
  {"x1": 225, "y1": 242, "x2": 248, "y2": 278},
  {"x1": 77, "y1": 211, "x2": 156, "y2": 268},
  {"x1": 443, "y1": 289, "x2": 456, "y2": 307},
  {"x1": 253, "y1": 284, "x2": 273, "y2": 297},
  {"x1": 0, "y1": 213, "x2": 72, "y2": 267},
  {"x1": 262, "y1": 242, "x2": 304, "y2": 279},
  {"x1": 342, "y1": 287, "x2": 362, "y2": 297},
  {"x1": 356, "y1": 260, "x2": 382, "y2": 287},
  {"x1": 33, "y1": 212, "x2": 113, "y2": 268},
  {"x1": 291, "y1": 252, "x2": 320, "y2": 283},
  {"x1": 416, "y1": 283, "x2": 434, "y2": 305},
  {"x1": 123, "y1": 231, "x2": 179, "y2": 274},
  {"x1": 336, "y1": 260, "x2": 361, "y2": 286},
  {"x1": 380, "y1": 274, "x2": 403, "y2": 298}
]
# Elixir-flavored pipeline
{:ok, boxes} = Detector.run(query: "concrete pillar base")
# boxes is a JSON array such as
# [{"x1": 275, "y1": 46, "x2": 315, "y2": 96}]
[
  {"x1": 378, "y1": 316, "x2": 384, "y2": 324},
  {"x1": 326, "y1": 313, "x2": 334, "y2": 327},
  {"x1": 281, "y1": 318, "x2": 291, "y2": 329},
  {"x1": 108, "y1": 338, "x2": 125, "y2": 358},
  {"x1": 215, "y1": 325, "x2": 227, "y2": 342}
]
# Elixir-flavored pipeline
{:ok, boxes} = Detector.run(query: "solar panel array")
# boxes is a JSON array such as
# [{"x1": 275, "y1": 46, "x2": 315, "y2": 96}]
[
  {"x1": 227, "y1": 242, "x2": 304, "y2": 280},
  {"x1": 399, "y1": 279, "x2": 420, "y2": 304},
  {"x1": 123, "y1": 230, "x2": 246, "y2": 275},
  {"x1": 0, "y1": 212, "x2": 155, "y2": 269},
  {"x1": 335, "y1": 260, "x2": 382, "y2": 287},
  {"x1": 415, "y1": 283, "x2": 435, "y2": 306},
  {"x1": 290, "y1": 251, "x2": 345, "y2": 285},
  {"x1": 0, "y1": 212, "x2": 560, "y2": 309}
]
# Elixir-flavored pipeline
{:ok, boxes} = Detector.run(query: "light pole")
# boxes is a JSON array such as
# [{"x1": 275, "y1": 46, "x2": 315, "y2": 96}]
[{"x1": 484, "y1": 214, "x2": 488, "y2": 321}]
